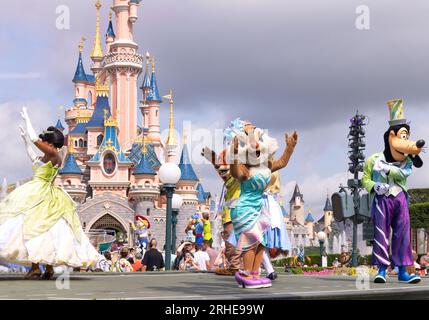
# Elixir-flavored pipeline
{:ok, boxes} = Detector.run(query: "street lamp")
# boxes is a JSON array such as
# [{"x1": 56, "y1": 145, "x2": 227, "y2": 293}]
[
  {"x1": 171, "y1": 193, "x2": 183, "y2": 254},
  {"x1": 159, "y1": 162, "x2": 181, "y2": 271},
  {"x1": 317, "y1": 231, "x2": 327, "y2": 267}
]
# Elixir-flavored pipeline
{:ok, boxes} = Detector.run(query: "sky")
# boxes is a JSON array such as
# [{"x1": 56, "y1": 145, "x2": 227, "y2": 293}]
[{"x1": 1, "y1": 0, "x2": 429, "y2": 221}]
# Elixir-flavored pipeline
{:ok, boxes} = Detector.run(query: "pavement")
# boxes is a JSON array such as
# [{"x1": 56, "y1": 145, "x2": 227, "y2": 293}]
[{"x1": 0, "y1": 272, "x2": 428, "y2": 300}]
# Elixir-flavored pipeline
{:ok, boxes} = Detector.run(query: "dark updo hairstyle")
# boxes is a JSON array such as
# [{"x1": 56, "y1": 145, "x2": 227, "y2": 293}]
[{"x1": 39, "y1": 126, "x2": 65, "y2": 149}]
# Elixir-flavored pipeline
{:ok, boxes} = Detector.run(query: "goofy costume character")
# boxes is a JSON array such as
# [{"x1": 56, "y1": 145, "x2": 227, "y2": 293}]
[{"x1": 363, "y1": 99, "x2": 425, "y2": 284}]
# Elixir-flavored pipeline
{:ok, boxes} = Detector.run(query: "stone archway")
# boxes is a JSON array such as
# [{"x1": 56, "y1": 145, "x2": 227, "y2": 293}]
[{"x1": 87, "y1": 211, "x2": 130, "y2": 244}]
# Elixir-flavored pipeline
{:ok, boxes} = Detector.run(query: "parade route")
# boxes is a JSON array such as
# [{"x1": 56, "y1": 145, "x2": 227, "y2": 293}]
[{"x1": 0, "y1": 272, "x2": 428, "y2": 300}]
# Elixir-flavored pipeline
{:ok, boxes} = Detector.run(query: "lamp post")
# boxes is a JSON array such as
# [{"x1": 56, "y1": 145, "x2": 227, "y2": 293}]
[
  {"x1": 171, "y1": 193, "x2": 183, "y2": 253},
  {"x1": 159, "y1": 162, "x2": 181, "y2": 271},
  {"x1": 317, "y1": 231, "x2": 327, "y2": 267}
]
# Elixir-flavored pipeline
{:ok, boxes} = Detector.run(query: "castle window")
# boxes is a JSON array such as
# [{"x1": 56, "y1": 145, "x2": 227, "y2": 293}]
[
  {"x1": 97, "y1": 134, "x2": 104, "y2": 146},
  {"x1": 66, "y1": 180, "x2": 71, "y2": 186},
  {"x1": 74, "y1": 140, "x2": 78, "y2": 147},
  {"x1": 79, "y1": 139, "x2": 84, "y2": 148},
  {"x1": 84, "y1": 140, "x2": 87, "y2": 148},
  {"x1": 146, "y1": 208, "x2": 150, "y2": 216},
  {"x1": 88, "y1": 91, "x2": 93, "y2": 106}
]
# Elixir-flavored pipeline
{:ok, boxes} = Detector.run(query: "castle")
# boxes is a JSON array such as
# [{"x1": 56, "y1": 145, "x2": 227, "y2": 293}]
[{"x1": 30, "y1": 0, "x2": 211, "y2": 248}]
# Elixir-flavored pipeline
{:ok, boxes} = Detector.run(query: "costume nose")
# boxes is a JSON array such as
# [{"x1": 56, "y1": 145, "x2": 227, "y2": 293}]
[{"x1": 416, "y1": 139, "x2": 425, "y2": 148}]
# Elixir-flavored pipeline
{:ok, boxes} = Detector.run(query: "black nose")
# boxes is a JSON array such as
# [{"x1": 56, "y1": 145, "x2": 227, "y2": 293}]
[{"x1": 416, "y1": 140, "x2": 425, "y2": 148}]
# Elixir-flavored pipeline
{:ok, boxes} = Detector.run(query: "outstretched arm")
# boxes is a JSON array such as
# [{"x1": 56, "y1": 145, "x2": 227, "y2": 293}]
[
  {"x1": 201, "y1": 147, "x2": 219, "y2": 169},
  {"x1": 270, "y1": 131, "x2": 298, "y2": 173},
  {"x1": 21, "y1": 107, "x2": 57, "y2": 157},
  {"x1": 19, "y1": 125, "x2": 39, "y2": 162}
]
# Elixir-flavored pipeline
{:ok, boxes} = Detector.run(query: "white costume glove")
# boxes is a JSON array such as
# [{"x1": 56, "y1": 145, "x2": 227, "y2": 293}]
[
  {"x1": 373, "y1": 159, "x2": 391, "y2": 175},
  {"x1": 374, "y1": 182, "x2": 390, "y2": 196},
  {"x1": 19, "y1": 125, "x2": 38, "y2": 162},
  {"x1": 20, "y1": 107, "x2": 38, "y2": 143}
]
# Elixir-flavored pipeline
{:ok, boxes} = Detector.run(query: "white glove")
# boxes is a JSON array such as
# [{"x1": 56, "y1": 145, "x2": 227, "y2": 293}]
[
  {"x1": 374, "y1": 182, "x2": 390, "y2": 195},
  {"x1": 19, "y1": 125, "x2": 38, "y2": 162},
  {"x1": 20, "y1": 107, "x2": 38, "y2": 142},
  {"x1": 373, "y1": 159, "x2": 391, "y2": 176}
]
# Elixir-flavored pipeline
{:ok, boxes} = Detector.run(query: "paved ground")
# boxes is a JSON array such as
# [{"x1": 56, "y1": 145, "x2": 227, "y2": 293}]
[{"x1": 0, "y1": 272, "x2": 428, "y2": 300}]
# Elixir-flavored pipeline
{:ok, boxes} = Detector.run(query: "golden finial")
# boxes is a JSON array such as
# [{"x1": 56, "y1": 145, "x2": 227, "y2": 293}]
[
  {"x1": 183, "y1": 127, "x2": 188, "y2": 145},
  {"x1": 91, "y1": 0, "x2": 104, "y2": 59},
  {"x1": 142, "y1": 136, "x2": 148, "y2": 155},
  {"x1": 109, "y1": 11, "x2": 112, "y2": 20},
  {"x1": 152, "y1": 55, "x2": 156, "y2": 73},
  {"x1": 79, "y1": 37, "x2": 86, "y2": 52},
  {"x1": 165, "y1": 89, "x2": 177, "y2": 146}
]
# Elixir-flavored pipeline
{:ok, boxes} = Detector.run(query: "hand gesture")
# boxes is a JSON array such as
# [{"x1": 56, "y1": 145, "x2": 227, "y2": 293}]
[
  {"x1": 201, "y1": 147, "x2": 217, "y2": 165},
  {"x1": 374, "y1": 182, "x2": 389, "y2": 196},
  {"x1": 285, "y1": 131, "x2": 298, "y2": 149}
]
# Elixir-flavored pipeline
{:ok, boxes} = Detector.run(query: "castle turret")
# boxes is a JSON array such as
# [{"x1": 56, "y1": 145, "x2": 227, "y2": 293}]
[
  {"x1": 323, "y1": 195, "x2": 334, "y2": 236},
  {"x1": 73, "y1": 38, "x2": 89, "y2": 107},
  {"x1": 146, "y1": 56, "x2": 162, "y2": 146},
  {"x1": 176, "y1": 137, "x2": 198, "y2": 205},
  {"x1": 164, "y1": 90, "x2": 177, "y2": 163},
  {"x1": 305, "y1": 210, "x2": 315, "y2": 241},
  {"x1": 55, "y1": 118, "x2": 65, "y2": 132},
  {"x1": 289, "y1": 183, "x2": 305, "y2": 225},
  {"x1": 105, "y1": 12, "x2": 115, "y2": 53},
  {"x1": 105, "y1": 0, "x2": 143, "y2": 152}
]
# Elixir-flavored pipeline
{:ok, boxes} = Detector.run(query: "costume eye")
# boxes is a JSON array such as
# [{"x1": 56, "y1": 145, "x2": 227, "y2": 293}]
[{"x1": 400, "y1": 133, "x2": 408, "y2": 140}]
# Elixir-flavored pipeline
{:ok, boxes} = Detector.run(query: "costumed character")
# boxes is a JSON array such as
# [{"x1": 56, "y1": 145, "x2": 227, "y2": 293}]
[
  {"x1": 362, "y1": 99, "x2": 424, "y2": 284},
  {"x1": 132, "y1": 215, "x2": 150, "y2": 252},
  {"x1": 192, "y1": 213, "x2": 204, "y2": 246},
  {"x1": 185, "y1": 218, "x2": 196, "y2": 243},
  {"x1": 202, "y1": 212, "x2": 213, "y2": 246},
  {"x1": 228, "y1": 122, "x2": 297, "y2": 289},
  {"x1": 0, "y1": 107, "x2": 101, "y2": 279}
]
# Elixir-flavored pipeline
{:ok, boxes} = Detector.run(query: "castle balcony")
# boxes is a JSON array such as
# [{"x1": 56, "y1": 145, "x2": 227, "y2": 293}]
[
  {"x1": 102, "y1": 51, "x2": 143, "y2": 71},
  {"x1": 128, "y1": 184, "x2": 160, "y2": 200}
]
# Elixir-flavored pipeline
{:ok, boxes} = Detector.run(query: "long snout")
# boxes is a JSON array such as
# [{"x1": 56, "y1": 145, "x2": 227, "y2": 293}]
[{"x1": 391, "y1": 138, "x2": 425, "y2": 155}]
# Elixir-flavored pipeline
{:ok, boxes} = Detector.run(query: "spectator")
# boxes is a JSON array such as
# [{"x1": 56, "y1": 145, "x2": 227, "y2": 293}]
[
  {"x1": 214, "y1": 245, "x2": 227, "y2": 269},
  {"x1": 112, "y1": 247, "x2": 134, "y2": 272},
  {"x1": 202, "y1": 240, "x2": 218, "y2": 271},
  {"x1": 94, "y1": 251, "x2": 113, "y2": 272},
  {"x1": 132, "y1": 252, "x2": 143, "y2": 272},
  {"x1": 179, "y1": 252, "x2": 200, "y2": 271},
  {"x1": 142, "y1": 239, "x2": 165, "y2": 271},
  {"x1": 419, "y1": 251, "x2": 429, "y2": 275},
  {"x1": 193, "y1": 244, "x2": 210, "y2": 271},
  {"x1": 127, "y1": 248, "x2": 136, "y2": 264}
]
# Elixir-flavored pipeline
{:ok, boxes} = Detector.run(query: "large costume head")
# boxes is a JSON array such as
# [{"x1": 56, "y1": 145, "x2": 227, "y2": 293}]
[
  {"x1": 384, "y1": 99, "x2": 425, "y2": 167},
  {"x1": 135, "y1": 215, "x2": 150, "y2": 229}
]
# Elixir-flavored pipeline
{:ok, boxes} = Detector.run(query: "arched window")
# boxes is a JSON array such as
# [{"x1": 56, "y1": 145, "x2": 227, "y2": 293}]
[
  {"x1": 146, "y1": 208, "x2": 150, "y2": 216},
  {"x1": 97, "y1": 134, "x2": 104, "y2": 146},
  {"x1": 66, "y1": 180, "x2": 71, "y2": 186},
  {"x1": 84, "y1": 140, "x2": 88, "y2": 148},
  {"x1": 79, "y1": 139, "x2": 84, "y2": 148},
  {"x1": 74, "y1": 140, "x2": 78, "y2": 147}
]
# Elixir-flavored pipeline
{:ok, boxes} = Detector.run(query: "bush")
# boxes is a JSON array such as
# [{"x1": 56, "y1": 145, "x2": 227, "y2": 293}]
[
  {"x1": 409, "y1": 188, "x2": 429, "y2": 204},
  {"x1": 273, "y1": 253, "x2": 373, "y2": 267},
  {"x1": 409, "y1": 202, "x2": 429, "y2": 228}
]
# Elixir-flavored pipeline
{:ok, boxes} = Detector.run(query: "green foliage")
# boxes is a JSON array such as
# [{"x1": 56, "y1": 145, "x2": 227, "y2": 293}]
[
  {"x1": 409, "y1": 202, "x2": 429, "y2": 228},
  {"x1": 409, "y1": 188, "x2": 429, "y2": 204},
  {"x1": 273, "y1": 253, "x2": 373, "y2": 267}
]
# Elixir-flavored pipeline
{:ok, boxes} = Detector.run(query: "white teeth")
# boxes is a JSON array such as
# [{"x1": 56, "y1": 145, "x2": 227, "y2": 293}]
[{"x1": 404, "y1": 154, "x2": 409, "y2": 157}]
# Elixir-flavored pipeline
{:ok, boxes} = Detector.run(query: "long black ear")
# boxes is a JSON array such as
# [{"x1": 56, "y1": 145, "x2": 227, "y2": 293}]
[{"x1": 410, "y1": 155, "x2": 423, "y2": 168}]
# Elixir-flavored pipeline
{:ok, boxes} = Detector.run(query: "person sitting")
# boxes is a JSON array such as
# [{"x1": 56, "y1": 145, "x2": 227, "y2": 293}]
[
  {"x1": 179, "y1": 252, "x2": 200, "y2": 272},
  {"x1": 193, "y1": 244, "x2": 210, "y2": 271},
  {"x1": 419, "y1": 252, "x2": 429, "y2": 275},
  {"x1": 142, "y1": 239, "x2": 165, "y2": 272}
]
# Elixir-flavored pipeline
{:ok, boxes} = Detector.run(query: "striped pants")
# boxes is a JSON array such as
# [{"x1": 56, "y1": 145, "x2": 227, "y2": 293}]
[{"x1": 371, "y1": 192, "x2": 413, "y2": 267}]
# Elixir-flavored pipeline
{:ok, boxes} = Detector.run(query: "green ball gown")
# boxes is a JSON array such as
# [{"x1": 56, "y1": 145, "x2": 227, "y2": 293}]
[{"x1": 0, "y1": 160, "x2": 101, "y2": 268}]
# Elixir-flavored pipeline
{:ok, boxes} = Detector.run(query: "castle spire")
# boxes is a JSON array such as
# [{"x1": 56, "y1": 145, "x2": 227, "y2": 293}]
[
  {"x1": 73, "y1": 37, "x2": 88, "y2": 83},
  {"x1": 141, "y1": 52, "x2": 151, "y2": 92},
  {"x1": 106, "y1": 11, "x2": 115, "y2": 39},
  {"x1": 165, "y1": 89, "x2": 177, "y2": 146},
  {"x1": 91, "y1": 0, "x2": 104, "y2": 60},
  {"x1": 147, "y1": 55, "x2": 162, "y2": 102}
]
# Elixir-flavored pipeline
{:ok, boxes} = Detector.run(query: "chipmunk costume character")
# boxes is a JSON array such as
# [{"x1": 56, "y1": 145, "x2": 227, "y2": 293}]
[
  {"x1": 227, "y1": 122, "x2": 297, "y2": 289},
  {"x1": 363, "y1": 99, "x2": 425, "y2": 284}
]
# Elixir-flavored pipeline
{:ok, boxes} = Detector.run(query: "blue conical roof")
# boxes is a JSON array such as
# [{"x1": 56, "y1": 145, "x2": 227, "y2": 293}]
[
  {"x1": 59, "y1": 153, "x2": 82, "y2": 175},
  {"x1": 146, "y1": 72, "x2": 162, "y2": 102},
  {"x1": 179, "y1": 144, "x2": 198, "y2": 181},
  {"x1": 86, "y1": 96, "x2": 111, "y2": 128},
  {"x1": 133, "y1": 153, "x2": 156, "y2": 175},
  {"x1": 106, "y1": 20, "x2": 115, "y2": 39},
  {"x1": 55, "y1": 119, "x2": 65, "y2": 131},
  {"x1": 305, "y1": 212, "x2": 314, "y2": 222},
  {"x1": 73, "y1": 52, "x2": 88, "y2": 83},
  {"x1": 141, "y1": 68, "x2": 151, "y2": 90}
]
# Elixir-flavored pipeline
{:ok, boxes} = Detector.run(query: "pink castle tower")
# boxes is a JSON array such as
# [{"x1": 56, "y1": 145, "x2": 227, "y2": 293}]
[
  {"x1": 103, "y1": 0, "x2": 144, "y2": 153},
  {"x1": 164, "y1": 90, "x2": 178, "y2": 163}
]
